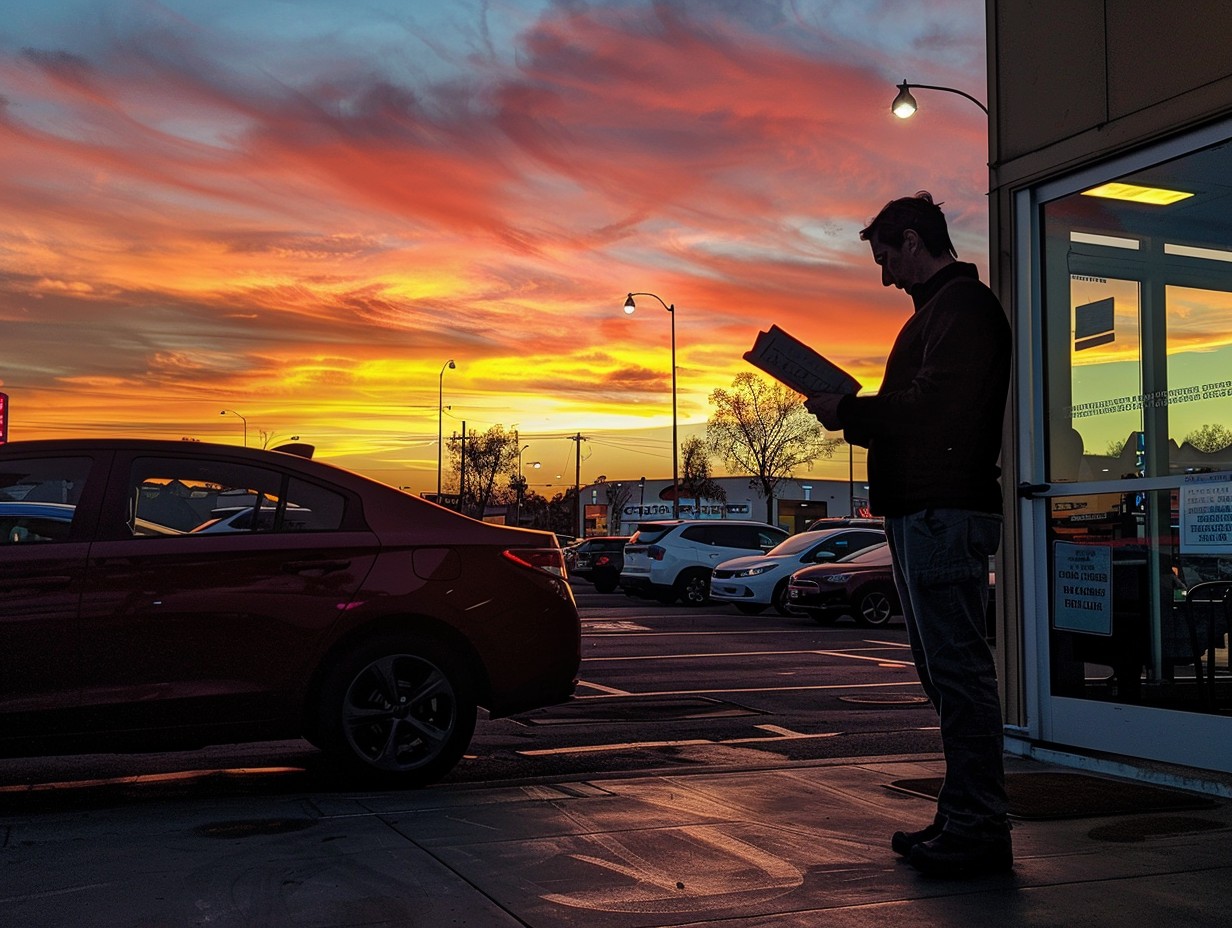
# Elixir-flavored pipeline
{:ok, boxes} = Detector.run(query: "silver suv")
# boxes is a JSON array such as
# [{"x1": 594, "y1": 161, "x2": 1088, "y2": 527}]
[{"x1": 619, "y1": 519, "x2": 789, "y2": 605}]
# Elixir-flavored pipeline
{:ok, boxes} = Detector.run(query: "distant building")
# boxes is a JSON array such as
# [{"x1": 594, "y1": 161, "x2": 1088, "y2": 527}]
[{"x1": 579, "y1": 475, "x2": 869, "y2": 537}]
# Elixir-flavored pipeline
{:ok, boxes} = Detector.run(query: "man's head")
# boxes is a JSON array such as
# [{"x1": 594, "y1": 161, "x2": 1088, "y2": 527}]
[{"x1": 859, "y1": 191, "x2": 957, "y2": 291}]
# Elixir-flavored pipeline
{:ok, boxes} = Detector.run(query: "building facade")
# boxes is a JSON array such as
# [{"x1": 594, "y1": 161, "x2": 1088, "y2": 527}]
[
  {"x1": 579, "y1": 476, "x2": 869, "y2": 537},
  {"x1": 989, "y1": 1, "x2": 1232, "y2": 783}
]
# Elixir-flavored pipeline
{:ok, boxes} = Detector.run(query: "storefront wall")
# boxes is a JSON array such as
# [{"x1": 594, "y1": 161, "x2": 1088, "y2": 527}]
[{"x1": 989, "y1": 2, "x2": 1232, "y2": 776}]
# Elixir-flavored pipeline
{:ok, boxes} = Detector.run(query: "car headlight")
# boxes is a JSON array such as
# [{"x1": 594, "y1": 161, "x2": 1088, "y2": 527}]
[{"x1": 732, "y1": 564, "x2": 775, "y2": 578}]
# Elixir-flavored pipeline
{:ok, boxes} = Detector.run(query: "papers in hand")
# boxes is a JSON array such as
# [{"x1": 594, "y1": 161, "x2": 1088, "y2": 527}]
[{"x1": 743, "y1": 325, "x2": 861, "y2": 396}]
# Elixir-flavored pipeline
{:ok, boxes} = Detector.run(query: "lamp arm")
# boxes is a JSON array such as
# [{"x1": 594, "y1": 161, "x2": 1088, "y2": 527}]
[
  {"x1": 903, "y1": 82, "x2": 988, "y2": 115},
  {"x1": 627, "y1": 291, "x2": 674, "y2": 313}
]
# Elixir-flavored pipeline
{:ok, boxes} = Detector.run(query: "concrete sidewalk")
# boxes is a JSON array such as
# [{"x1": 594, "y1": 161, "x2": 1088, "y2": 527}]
[{"x1": 3, "y1": 753, "x2": 1230, "y2": 927}]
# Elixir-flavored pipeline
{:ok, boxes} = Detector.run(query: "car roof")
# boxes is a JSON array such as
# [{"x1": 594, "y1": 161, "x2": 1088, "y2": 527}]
[
  {"x1": 0, "y1": 437, "x2": 560, "y2": 546},
  {"x1": 633, "y1": 519, "x2": 783, "y2": 528},
  {"x1": 0, "y1": 500, "x2": 75, "y2": 515}
]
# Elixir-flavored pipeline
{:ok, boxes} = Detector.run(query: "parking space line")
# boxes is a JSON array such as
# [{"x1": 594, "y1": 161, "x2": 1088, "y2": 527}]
[
  {"x1": 811, "y1": 649, "x2": 915, "y2": 667},
  {"x1": 516, "y1": 723, "x2": 940, "y2": 757},
  {"x1": 576, "y1": 680, "x2": 631, "y2": 696},
  {"x1": 584, "y1": 646, "x2": 910, "y2": 662},
  {"x1": 571, "y1": 679, "x2": 923, "y2": 698}
]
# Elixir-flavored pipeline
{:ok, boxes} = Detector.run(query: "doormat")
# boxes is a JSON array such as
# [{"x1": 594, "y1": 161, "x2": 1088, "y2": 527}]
[{"x1": 887, "y1": 772, "x2": 1220, "y2": 820}]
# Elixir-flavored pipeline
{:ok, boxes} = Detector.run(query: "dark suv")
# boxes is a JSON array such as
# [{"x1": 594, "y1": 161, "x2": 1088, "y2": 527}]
[
  {"x1": 619, "y1": 519, "x2": 789, "y2": 605},
  {"x1": 570, "y1": 536, "x2": 630, "y2": 592}
]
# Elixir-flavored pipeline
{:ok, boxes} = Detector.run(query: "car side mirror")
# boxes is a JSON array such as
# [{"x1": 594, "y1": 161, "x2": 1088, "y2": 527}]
[{"x1": 813, "y1": 551, "x2": 836, "y2": 562}]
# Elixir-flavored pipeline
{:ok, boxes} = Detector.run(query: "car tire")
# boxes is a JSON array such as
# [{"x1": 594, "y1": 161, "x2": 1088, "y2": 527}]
[
  {"x1": 593, "y1": 570, "x2": 619, "y2": 594},
  {"x1": 735, "y1": 602, "x2": 766, "y2": 615},
  {"x1": 674, "y1": 568, "x2": 711, "y2": 606},
  {"x1": 772, "y1": 580, "x2": 802, "y2": 617},
  {"x1": 317, "y1": 633, "x2": 477, "y2": 788},
  {"x1": 855, "y1": 586, "x2": 897, "y2": 627}
]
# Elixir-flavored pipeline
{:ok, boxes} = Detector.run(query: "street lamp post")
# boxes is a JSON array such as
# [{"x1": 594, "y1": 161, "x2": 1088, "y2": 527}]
[
  {"x1": 515, "y1": 444, "x2": 530, "y2": 525},
  {"x1": 891, "y1": 80, "x2": 988, "y2": 118},
  {"x1": 437, "y1": 359, "x2": 456, "y2": 502},
  {"x1": 219, "y1": 409, "x2": 247, "y2": 447},
  {"x1": 623, "y1": 292, "x2": 679, "y2": 519}
]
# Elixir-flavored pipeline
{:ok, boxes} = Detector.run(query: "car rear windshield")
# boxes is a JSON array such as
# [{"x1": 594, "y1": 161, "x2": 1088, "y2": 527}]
[{"x1": 629, "y1": 525, "x2": 673, "y2": 544}]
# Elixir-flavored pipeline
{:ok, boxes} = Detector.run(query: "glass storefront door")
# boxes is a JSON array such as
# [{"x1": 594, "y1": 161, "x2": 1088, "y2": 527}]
[{"x1": 1023, "y1": 132, "x2": 1232, "y2": 773}]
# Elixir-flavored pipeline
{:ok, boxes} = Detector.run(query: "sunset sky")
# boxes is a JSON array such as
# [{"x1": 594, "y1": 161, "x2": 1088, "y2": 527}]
[{"x1": 0, "y1": 0, "x2": 991, "y2": 493}]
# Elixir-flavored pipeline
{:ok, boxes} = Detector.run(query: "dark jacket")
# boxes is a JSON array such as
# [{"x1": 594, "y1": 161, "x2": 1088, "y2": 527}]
[{"x1": 837, "y1": 262, "x2": 1010, "y2": 517}]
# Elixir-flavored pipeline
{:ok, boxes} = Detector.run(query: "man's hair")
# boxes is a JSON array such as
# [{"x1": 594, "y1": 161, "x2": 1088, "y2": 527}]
[{"x1": 858, "y1": 190, "x2": 957, "y2": 258}]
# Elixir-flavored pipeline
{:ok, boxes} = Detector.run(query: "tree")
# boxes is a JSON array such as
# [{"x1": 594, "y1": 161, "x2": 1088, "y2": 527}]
[
  {"x1": 1183, "y1": 423, "x2": 1232, "y2": 453},
  {"x1": 706, "y1": 372, "x2": 842, "y2": 522},
  {"x1": 604, "y1": 480, "x2": 633, "y2": 534},
  {"x1": 446, "y1": 424, "x2": 520, "y2": 518},
  {"x1": 679, "y1": 435, "x2": 727, "y2": 517}
]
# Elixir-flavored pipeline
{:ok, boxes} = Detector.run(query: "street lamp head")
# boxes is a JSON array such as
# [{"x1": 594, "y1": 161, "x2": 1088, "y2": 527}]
[
  {"x1": 446, "y1": 359, "x2": 456, "y2": 370},
  {"x1": 623, "y1": 293, "x2": 636, "y2": 315},
  {"x1": 890, "y1": 79, "x2": 987, "y2": 117},
  {"x1": 892, "y1": 81, "x2": 918, "y2": 118}
]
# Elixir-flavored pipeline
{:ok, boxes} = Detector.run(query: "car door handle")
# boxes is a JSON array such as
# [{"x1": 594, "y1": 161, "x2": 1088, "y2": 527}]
[{"x1": 282, "y1": 559, "x2": 351, "y2": 576}]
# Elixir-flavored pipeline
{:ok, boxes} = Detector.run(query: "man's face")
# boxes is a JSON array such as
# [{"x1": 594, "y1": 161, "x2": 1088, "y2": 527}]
[{"x1": 869, "y1": 231, "x2": 918, "y2": 290}]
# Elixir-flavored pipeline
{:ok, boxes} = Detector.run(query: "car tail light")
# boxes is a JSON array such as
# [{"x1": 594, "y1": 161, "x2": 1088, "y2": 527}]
[
  {"x1": 503, "y1": 547, "x2": 567, "y2": 577},
  {"x1": 647, "y1": 544, "x2": 666, "y2": 561}
]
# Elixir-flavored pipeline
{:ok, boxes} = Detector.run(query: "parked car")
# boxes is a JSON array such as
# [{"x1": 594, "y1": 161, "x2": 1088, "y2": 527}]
[
  {"x1": 620, "y1": 519, "x2": 789, "y2": 605},
  {"x1": 188, "y1": 502, "x2": 314, "y2": 534},
  {"x1": 0, "y1": 439, "x2": 580, "y2": 787},
  {"x1": 570, "y1": 535, "x2": 630, "y2": 593},
  {"x1": 789, "y1": 543, "x2": 997, "y2": 629},
  {"x1": 803, "y1": 516, "x2": 885, "y2": 532},
  {"x1": 710, "y1": 526, "x2": 886, "y2": 615},
  {"x1": 788, "y1": 542, "x2": 900, "y2": 626}
]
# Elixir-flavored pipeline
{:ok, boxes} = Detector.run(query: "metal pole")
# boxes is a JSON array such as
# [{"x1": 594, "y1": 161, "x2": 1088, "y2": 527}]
[
  {"x1": 669, "y1": 302, "x2": 679, "y2": 519},
  {"x1": 848, "y1": 440, "x2": 854, "y2": 515},
  {"x1": 459, "y1": 421, "x2": 466, "y2": 514},
  {"x1": 437, "y1": 359, "x2": 454, "y2": 501},
  {"x1": 574, "y1": 432, "x2": 582, "y2": 537},
  {"x1": 623, "y1": 293, "x2": 679, "y2": 519}
]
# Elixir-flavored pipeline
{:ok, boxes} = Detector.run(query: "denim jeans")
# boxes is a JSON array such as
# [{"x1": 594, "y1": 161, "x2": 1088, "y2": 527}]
[{"x1": 886, "y1": 509, "x2": 1010, "y2": 842}]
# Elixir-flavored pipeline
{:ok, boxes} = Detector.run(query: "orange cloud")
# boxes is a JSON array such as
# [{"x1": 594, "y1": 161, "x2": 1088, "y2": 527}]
[{"x1": 0, "y1": 1, "x2": 990, "y2": 489}]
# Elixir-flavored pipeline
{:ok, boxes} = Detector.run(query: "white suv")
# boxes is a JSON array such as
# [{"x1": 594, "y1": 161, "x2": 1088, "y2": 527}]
[{"x1": 619, "y1": 519, "x2": 789, "y2": 605}]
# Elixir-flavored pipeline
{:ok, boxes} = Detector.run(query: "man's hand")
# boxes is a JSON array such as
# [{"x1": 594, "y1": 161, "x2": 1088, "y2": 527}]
[{"x1": 805, "y1": 392, "x2": 847, "y2": 430}]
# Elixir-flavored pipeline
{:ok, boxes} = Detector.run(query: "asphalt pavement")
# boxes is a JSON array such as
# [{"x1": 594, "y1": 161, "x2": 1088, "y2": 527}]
[
  {"x1": 5, "y1": 584, "x2": 1230, "y2": 925},
  {"x1": 3, "y1": 751, "x2": 1230, "y2": 927}
]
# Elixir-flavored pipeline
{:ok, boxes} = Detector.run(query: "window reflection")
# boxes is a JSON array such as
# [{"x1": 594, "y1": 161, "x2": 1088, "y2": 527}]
[{"x1": 1048, "y1": 487, "x2": 1231, "y2": 712}]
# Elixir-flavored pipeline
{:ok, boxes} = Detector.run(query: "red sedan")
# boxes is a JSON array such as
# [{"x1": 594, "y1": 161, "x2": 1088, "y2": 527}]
[
  {"x1": 788, "y1": 542, "x2": 901, "y2": 627},
  {"x1": 0, "y1": 439, "x2": 580, "y2": 786}
]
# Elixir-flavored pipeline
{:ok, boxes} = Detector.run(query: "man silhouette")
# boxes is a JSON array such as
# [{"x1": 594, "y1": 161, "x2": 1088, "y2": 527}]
[{"x1": 807, "y1": 192, "x2": 1013, "y2": 877}]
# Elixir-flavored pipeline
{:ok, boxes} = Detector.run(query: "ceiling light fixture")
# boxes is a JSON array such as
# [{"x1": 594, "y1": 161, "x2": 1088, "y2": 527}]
[{"x1": 1081, "y1": 182, "x2": 1194, "y2": 205}]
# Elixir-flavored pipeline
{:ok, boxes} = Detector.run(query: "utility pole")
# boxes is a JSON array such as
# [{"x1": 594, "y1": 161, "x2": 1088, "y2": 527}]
[
  {"x1": 569, "y1": 432, "x2": 585, "y2": 537},
  {"x1": 459, "y1": 422, "x2": 466, "y2": 515}
]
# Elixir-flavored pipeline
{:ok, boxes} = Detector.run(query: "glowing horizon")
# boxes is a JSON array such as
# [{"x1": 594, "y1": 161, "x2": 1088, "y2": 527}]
[{"x1": 0, "y1": 0, "x2": 992, "y2": 492}]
